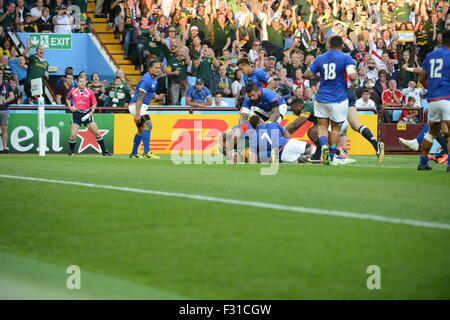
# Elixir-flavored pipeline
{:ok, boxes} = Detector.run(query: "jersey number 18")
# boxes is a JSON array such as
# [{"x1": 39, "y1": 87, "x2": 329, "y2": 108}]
[{"x1": 323, "y1": 63, "x2": 336, "y2": 80}]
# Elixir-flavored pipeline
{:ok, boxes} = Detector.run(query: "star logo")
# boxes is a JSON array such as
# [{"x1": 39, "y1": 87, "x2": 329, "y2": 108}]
[{"x1": 77, "y1": 129, "x2": 109, "y2": 153}]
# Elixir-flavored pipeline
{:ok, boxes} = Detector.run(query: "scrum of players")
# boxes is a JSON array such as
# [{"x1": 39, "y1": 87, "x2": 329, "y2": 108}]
[
  {"x1": 218, "y1": 32, "x2": 450, "y2": 171},
  {"x1": 219, "y1": 35, "x2": 383, "y2": 166}
]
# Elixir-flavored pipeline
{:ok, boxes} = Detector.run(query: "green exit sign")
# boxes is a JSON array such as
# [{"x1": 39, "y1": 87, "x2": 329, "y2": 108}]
[{"x1": 29, "y1": 34, "x2": 72, "y2": 50}]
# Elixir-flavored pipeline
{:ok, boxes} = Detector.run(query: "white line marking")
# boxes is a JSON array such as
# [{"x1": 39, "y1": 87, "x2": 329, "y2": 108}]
[{"x1": 1, "y1": 174, "x2": 449, "y2": 231}]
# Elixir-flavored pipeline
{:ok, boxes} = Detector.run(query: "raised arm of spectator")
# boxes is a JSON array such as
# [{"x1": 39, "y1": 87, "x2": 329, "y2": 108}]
[
  {"x1": 170, "y1": 0, "x2": 180, "y2": 15},
  {"x1": 332, "y1": 0, "x2": 339, "y2": 17},
  {"x1": 274, "y1": 0, "x2": 286, "y2": 19},
  {"x1": 22, "y1": 41, "x2": 34, "y2": 59}
]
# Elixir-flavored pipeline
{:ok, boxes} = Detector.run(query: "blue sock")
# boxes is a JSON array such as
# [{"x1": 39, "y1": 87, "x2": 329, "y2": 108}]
[
  {"x1": 142, "y1": 130, "x2": 150, "y2": 154},
  {"x1": 420, "y1": 156, "x2": 429, "y2": 165},
  {"x1": 416, "y1": 125, "x2": 428, "y2": 144},
  {"x1": 132, "y1": 134, "x2": 142, "y2": 155},
  {"x1": 448, "y1": 154, "x2": 450, "y2": 166},
  {"x1": 318, "y1": 135, "x2": 328, "y2": 147},
  {"x1": 329, "y1": 143, "x2": 337, "y2": 161}
]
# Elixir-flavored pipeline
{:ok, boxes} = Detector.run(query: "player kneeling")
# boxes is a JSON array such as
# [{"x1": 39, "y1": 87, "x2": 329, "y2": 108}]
[
  {"x1": 218, "y1": 122, "x2": 254, "y2": 163},
  {"x1": 248, "y1": 115, "x2": 314, "y2": 163}
]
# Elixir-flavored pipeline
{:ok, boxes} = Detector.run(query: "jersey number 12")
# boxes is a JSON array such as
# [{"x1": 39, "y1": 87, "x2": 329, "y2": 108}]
[
  {"x1": 429, "y1": 59, "x2": 443, "y2": 78},
  {"x1": 323, "y1": 63, "x2": 336, "y2": 80}
]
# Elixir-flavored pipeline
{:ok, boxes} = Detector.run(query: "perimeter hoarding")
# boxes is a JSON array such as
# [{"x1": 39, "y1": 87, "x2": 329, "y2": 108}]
[
  {"x1": 7, "y1": 114, "x2": 114, "y2": 154},
  {"x1": 113, "y1": 114, "x2": 378, "y2": 155},
  {"x1": 5, "y1": 113, "x2": 377, "y2": 155}
]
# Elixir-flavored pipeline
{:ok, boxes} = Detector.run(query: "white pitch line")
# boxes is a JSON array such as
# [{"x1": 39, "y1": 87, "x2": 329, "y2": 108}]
[{"x1": 1, "y1": 174, "x2": 449, "y2": 231}]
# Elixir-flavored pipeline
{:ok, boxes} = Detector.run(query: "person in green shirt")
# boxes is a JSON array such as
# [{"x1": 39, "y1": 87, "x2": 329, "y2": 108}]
[
  {"x1": 189, "y1": 4, "x2": 208, "y2": 41},
  {"x1": 166, "y1": 47, "x2": 191, "y2": 105},
  {"x1": 194, "y1": 45, "x2": 216, "y2": 90},
  {"x1": 145, "y1": 24, "x2": 165, "y2": 61},
  {"x1": 212, "y1": 13, "x2": 231, "y2": 54},
  {"x1": 105, "y1": 77, "x2": 131, "y2": 110},
  {"x1": 266, "y1": 18, "x2": 288, "y2": 57},
  {"x1": 162, "y1": 37, "x2": 180, "y2": 67},
  {"x1": 0, "y1": 2, "x2": 16, "y2": 31},
  {"x1": 394, "y1": 0, "x2": 411, "y2": 23},
  {"x1": 22, "y1": 42, "x2": 49, "y2": 99}
]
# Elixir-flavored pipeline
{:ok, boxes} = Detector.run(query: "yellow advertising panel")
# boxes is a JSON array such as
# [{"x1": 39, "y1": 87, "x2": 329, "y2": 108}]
[{"x1": 113, "y1": 113, "x2": 377, "y2": 155}]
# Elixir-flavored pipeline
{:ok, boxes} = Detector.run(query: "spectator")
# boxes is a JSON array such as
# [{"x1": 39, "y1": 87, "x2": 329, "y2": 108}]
[
  {"x1": 382, "y1": 79, "x2": 402, "y2": 123},
  {"x1": 20, "y1": 12, "x2": 37, "y2": 32},
  {"x1": 231, "y1": 69, "x2": 243, "y2": 98},
  {"x1": 74, "y1": 16, "x2": 92, "y2": 33},
  {"x1": 95, "y1": 0, "x2": 107, "y2": 18},
  {"x1": 56, "y1": 73, "x2": 73, "y2": 106},
  {"x1": 0, "y1": 55, "x2": 12, "y2": 81},
  {"x1": 194, "y1": 45, "x2": 216, "y2": 90},
  {"x1": 186, "y1": 78, "x2": 212, "y2": 107},
  {"x1": 105, "y1": 76, "x2": 131, "y2": 108},
  {"x1": 23, "y1": 42, "x2": 49, "y2": 100},
  {"x1": 53, "y1": 4, "x2": 73, "y2": 33},
  {"x1": 351, "y1": 40, "x2": 368, "y2": 67},
  {"x1": 166, "y1": 47, "x2": 191, "y2": 105},
  {"x1": 355, "y1": 88, "x2": 376, "y2": 109},
  {"x1": 212, "y1": 13, "x2": 231, "y2": 55},
  {"x1": 30, "y1": 0, "x2": 44, "y2": 21},
  {"x1": 9, "y1": 78, "x2": 22, "y2": 104},
  {"x1": 357, "y1": 79, "x2": 382, "y2": 106},
  {"x1": 213, "y1": 91, "x2": 229, "y2": 106},
  {"x1": 374, "y1": 70, "x2": 389, "y2": 97},
  {"x1": 401, "y1": 80, "x2": 426, "y2": 109},
  {"x1": 398, "y1": 50, "x2": 417, "y2": 89},
  {"x1": 108, "y1": 0, "x2": 122, "y2": 30},
  {"x1": 0, "y1": 2, "x2": 15, "y2": 31},
  {"x1": 8, "y1": 55, "x2": 27, "y2": 101},
  {"x1": 15, "y1": 0, "x2": 29, "y2": 24},
  {"x1": 212, "y1": 64, "x2": 233, "y2": 98},
  {"x1": 87, "y1": 72, "x2": 106, "y2": 107},
  {"x1": 398, "y1": 96, "x2": 419, "y2": 124},
  {"x1": 386, "y1": 59, "x2": 399, "y2": 82},
  {"x1": 106, "y1": 68, "x2": 131, "y2": 92},
  {"x1": 0, "y1": 38, "x2": 12, "y2": 57},
  {"x1": 287, "y1": 86, "x2": 305, "y2": 105},
  {"x1": 119, "y1": 0, "x2": 141, "y2": 59},
  {"x1": 35, "y1": 6, "x2": 52, "y2": 33},
  {"x1": 366, "y1": 58, "x2": 379, "y2": 81},
  {"x1": 0, "y1": 69, "x2": 13, "y2": 153}
]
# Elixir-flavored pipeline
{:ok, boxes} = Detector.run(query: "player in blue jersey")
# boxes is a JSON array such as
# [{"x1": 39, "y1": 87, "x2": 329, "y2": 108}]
[
  {"x1": 248, "y1": 114, "x2": 314, "y2": 163},
  {"x1": 237, "y1": 58, "x2": 275, "y2": 89},
  {"x1": 305, "y1": 35, "x2": 358, "y2": 166},
  {"x1": 128, "y1": 60, "x2": 163, "y2": 159},
  {"x1": 239, "y1": 83, "x2": 288, "y2": 124},
  {"x1": 417, "y1": 30, "x2": 450, "y2": 172}
]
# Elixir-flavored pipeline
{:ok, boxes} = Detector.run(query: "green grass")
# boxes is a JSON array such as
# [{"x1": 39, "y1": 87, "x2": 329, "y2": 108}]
[{"x1": 0, "y1": 154, "x2": 449, "y2": 299}]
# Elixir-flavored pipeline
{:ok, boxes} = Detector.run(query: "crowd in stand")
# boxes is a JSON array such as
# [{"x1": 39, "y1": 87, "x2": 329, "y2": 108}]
[
  {"x1": 0, "y1": 0, "x2": 449, "y2": 123},
  {"x1": 90, "y1": 0, "x2": 448, "y2": 123}
]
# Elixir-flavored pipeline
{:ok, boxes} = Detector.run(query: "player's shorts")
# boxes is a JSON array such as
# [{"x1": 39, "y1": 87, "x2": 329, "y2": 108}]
[
  {"x1": 72, "y1": 111, "x2": 93, "y2": 126},
  {"x1": 314, "y1": 100, "x2": 348, "y2": 123},
  {"x1": 248, "y1": 104, "x2": 288, "y2": 124},
  {"x1": 428, "y1": 99, "x2": 450, "y2": 123},
  {"x1": 0, "y1": 110, "x2": 9, "y2": 126},
  {"x1": 128, "y1": 103, "x2": 151, "y2": 127},
  {"x1": 128, "y1": 103, "x2": 149, "y2": 117},
  {"x1": 280, "y1": 139, "x2": 307, "y2": 163}
]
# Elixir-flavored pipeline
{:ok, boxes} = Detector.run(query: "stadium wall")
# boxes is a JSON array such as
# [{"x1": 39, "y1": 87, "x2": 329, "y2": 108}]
[
  {"x1": 17, "y1": 33, "x2": 116, "y2": 81},
  {"x1": 6, "y1": 113, "x2": 378, "y2": 155}
]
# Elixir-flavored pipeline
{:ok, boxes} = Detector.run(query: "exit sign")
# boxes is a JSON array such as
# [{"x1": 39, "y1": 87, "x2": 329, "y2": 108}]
[{"x1": 29, "y1": 34, "x2": 72, "y2": 50}]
